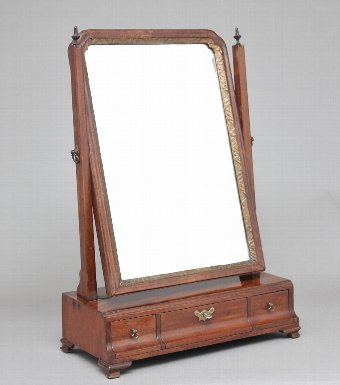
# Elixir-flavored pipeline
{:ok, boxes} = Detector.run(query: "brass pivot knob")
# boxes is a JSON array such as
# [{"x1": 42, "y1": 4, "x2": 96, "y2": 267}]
[
  {"x1": 70, "y1": 145, "x2": 80, "y2": 164},
  {"x1": 130, "y1": 329, "x2": 139, "y2": 339},
  {"x1": 266, "y1": 302, "x2": 275, "y2": 312},
  {"x1": 194, "y1": 307, "x2": 215, "y2": 322}
]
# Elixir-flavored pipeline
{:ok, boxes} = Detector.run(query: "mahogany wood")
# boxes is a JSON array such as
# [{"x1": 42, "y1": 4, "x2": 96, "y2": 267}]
[
  {"x1": 84, "y1": 64, "x2": 118, "y2": 296},
  {"x1": 63, "y1": 29, "x2": 301, "y2": 378},
  {"x1": 160, "y1": 298, "x2": 251, "y2": 348},
  {"x1": 98, "y1": 360, "x2": 132, "y2": 379},
  {"x1": 61, "y1": 272, "x2": 300, "y2": 378},
  {"x1": 249, "y1": 290, "x2": 290, "y2": 327},
  {"x1": 110, "y1": 315, "x2": 159, "y2": 354},
  {"x1": 68, "y1": 43, "x2": 97, "y2": 301},
  {"x1": 232, "y1": 40, "x2": 255, "y2": 200}
]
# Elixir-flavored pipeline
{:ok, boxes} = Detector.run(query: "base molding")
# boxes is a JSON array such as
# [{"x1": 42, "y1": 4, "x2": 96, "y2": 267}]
[{"x1": 61, "y1": 272, "x2": 300, "y2": 378}]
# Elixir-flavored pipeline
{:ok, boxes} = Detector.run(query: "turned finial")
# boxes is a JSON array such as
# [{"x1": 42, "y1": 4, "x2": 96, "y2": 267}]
[
  {"x1": 72, "y1": 26, "x2": 80, "y2": 44},
  {"x1": 234, "y1": 27, "x2": 241, "y2": 44}
]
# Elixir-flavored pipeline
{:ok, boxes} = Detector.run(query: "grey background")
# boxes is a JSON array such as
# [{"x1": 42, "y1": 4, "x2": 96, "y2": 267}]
[{"x1": 1, "y1": 0, "x2": 339, "y2": 384}]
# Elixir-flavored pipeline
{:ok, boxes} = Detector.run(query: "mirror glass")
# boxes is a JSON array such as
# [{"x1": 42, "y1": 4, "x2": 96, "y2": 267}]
[{"x1": 85, "y1": 44, "x2": 250, "y2": 281}]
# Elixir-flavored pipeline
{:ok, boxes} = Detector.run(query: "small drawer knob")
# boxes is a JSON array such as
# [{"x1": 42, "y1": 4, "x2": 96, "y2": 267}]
[
  {"x1": 130, "y1": 328, "x2": 139, "y2": 339},
  {"x1": 194, "y1": 307, "x2": 215, "y2": 322},
  {"x1": 266, "y1": 302, "x2": 275, "y2": 312}
]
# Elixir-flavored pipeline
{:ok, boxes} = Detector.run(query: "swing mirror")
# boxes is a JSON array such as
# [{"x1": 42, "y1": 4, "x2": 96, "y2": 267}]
[{"x1": 77, "y1": 30, "x2": 264, "y2": 295}]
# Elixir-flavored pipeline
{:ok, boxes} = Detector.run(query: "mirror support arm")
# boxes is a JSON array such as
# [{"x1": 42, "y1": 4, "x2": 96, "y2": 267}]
[
  {"x1": 232, "y1": 29, "x2": 256, "y2": 204},
  {"x1": 69, "y1": 42, "x2": 97, "y2": 301}
]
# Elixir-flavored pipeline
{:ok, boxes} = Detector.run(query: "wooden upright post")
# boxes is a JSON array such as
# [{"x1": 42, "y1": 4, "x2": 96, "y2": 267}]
[
  {"x1": 69, "y1": 27, "x2": 97, "y2": 301},
  {"x1": 232, "y1": 28, "x2": 255, "y2": 202}
]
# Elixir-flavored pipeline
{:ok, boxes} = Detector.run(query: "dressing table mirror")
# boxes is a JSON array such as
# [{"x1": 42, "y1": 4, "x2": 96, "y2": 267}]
[{"x1": 61, "y1": 28, "x2": 300, "y2": 379}]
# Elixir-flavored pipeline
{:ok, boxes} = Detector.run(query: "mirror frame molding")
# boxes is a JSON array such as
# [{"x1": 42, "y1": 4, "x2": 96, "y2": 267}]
[{"x1": 69, "y1": 29, "x2": 265, "y2": 297}]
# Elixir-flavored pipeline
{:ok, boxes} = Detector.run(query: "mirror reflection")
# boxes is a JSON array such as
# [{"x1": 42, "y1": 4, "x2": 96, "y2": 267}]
[{"x1": 85, "y1": 44, "x2": 249, "y2": 280}]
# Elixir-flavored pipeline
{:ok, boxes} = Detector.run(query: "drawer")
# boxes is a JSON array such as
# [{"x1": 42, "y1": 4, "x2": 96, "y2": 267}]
[
  {"x1": 249, "y1": 290, "x2": 291, "y2": 327},
  {"x1": 110, "y1": 315, "x2": 159, "y2": 355},
  {"x1": 161, "y1": 298, "x2": 251, "y2": 348}
]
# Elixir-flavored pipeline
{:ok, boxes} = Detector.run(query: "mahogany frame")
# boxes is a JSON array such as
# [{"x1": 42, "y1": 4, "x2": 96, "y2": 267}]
[{"x1": 69, "y1": 29, "x2": 265, "y2": 299}]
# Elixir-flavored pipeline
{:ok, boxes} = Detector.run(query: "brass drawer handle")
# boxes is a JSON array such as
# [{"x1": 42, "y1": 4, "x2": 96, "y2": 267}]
[
  {"x1": 266, "y1": 302, "x2": 275, "y2": 312},
  {"x1": 194, "y1": 307, "x2": 214, "y2": 322},
  {"x1": 130, "y1": 329, "x2": 139, "y2": 339}
]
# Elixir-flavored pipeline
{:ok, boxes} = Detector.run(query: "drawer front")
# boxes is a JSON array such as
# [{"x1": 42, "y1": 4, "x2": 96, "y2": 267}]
[
  {"x1": 161, "y1": 298, "x2": 250, "y2": 348},
  {"x1": 249, "y1": 290, "x2": 291, "y2": 327},
  {"x1": 110, "y1": 315, "x2": 159, "y2": 354}
]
